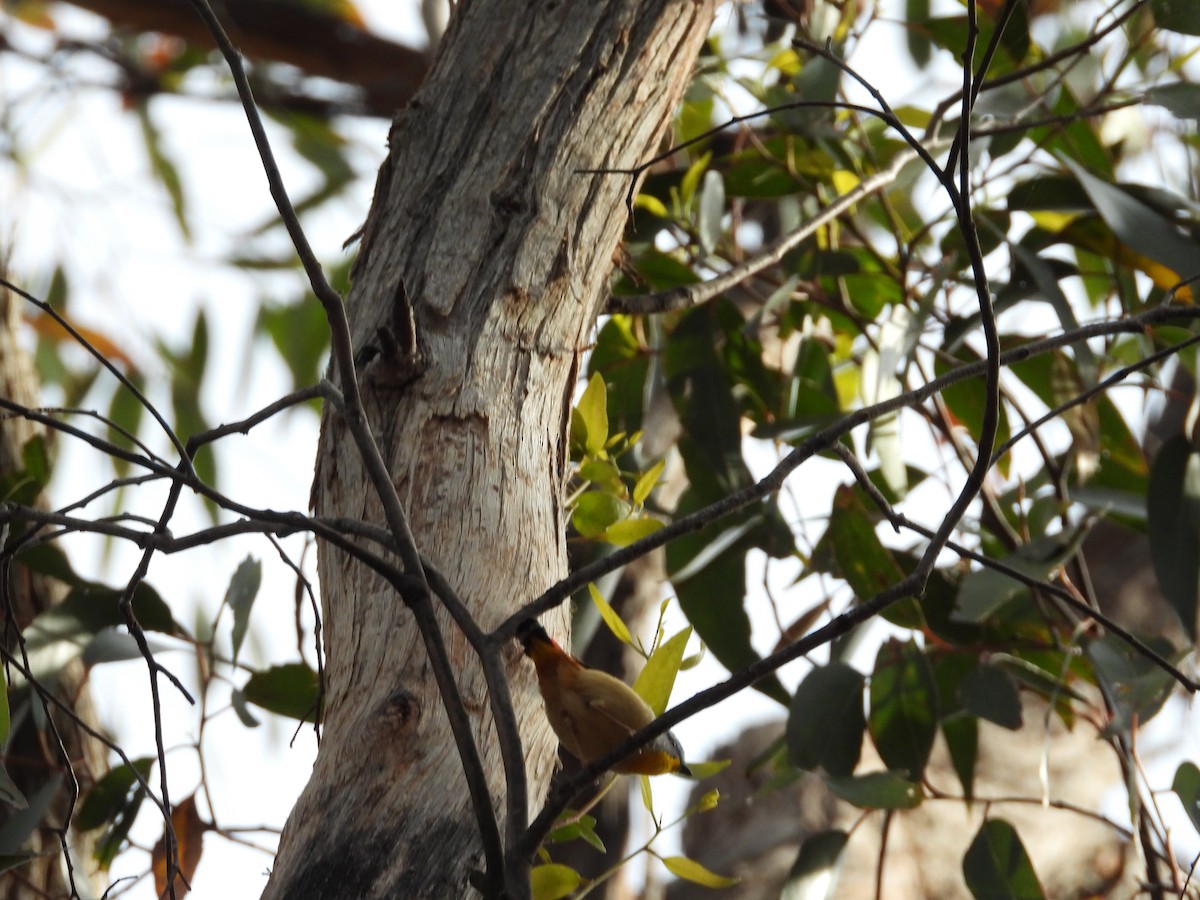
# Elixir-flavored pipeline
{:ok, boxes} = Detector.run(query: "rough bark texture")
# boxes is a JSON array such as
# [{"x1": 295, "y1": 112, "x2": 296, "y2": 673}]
[
  {"x1": 0, "y1": 282, "x2": 105, "y2": 898},
  {"x1": 263, "y1": 1, "x2": 716, "y2": 897}
]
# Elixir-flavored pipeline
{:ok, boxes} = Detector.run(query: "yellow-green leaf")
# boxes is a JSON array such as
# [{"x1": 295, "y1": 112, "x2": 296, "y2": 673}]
[
  {"x1": 603, "y1": 517, "x2": 663, "y2": 547},
  {"x1": 530, "y1": 863, "x2": 581, "y2": 900},
  {"x1": 588, "y1": 583, "x2": 632, "y2": 645},
  {"x1": 660, "y1": 855, "x2": 738, "y2": 888},
  {"x1": 574, "y1": 373, "x2": 609, "y2": 456},
  {"x1": 633, "y1": 458, "x2": 666, "y2": 507},
  {"x1": 633, "y1": 626, "x2": 691, "y2": 715}
]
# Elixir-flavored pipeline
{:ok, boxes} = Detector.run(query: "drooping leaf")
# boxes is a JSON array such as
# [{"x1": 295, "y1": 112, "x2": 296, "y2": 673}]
[
  {"x1": 77, "y1": 758, "x2": 155, "y2": 831},
  {"x1": 1171, "y1": 762, "x2": 1200, "y2": 835},
  {"x1": 226, "y1": 556, "x2": 263, "y2": 666},
  {"x1": 868, "y1": 640, "x2": 937, "y2": 779},
  {"x1": 1086, "y1": 634, "x2": 1177, "y2": 733},
  {"x1": 588, "y1": 583, "x2": 632, "y2": 645},
  {"x1": 959, "y1": 663, "x2": 1023, "y2": 731},
  {"x1": 787, "y1": 662, "x2": 865, "y2": 776},
  {"x1": 942, "y1": 713, "x2": 978, "y2": 801},
  {"x1": 962, "y1": 819, "x2": 1045, "y2": 899},
  {"x1": 1147, "y1": 434, "x2": 1200, "y2": 635}
]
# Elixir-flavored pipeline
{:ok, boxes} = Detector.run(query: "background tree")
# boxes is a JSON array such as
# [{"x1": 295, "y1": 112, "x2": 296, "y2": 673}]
[{"x1": 2, "y1": 1, "x2": 1200, "y2": 899}]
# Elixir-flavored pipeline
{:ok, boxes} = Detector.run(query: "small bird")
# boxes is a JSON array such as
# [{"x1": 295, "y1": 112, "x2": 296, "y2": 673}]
[{"x1": 516, "y1": 618, "x2": 691, "y2": 777}]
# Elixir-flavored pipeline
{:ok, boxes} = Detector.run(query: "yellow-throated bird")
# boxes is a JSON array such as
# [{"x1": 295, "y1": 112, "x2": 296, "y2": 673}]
[{"x1": 516, "y1": 619, "x2": 690, "y2": 776}]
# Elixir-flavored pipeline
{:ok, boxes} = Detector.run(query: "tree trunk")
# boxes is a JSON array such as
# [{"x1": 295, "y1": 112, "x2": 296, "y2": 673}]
[
  {"x1": 263, "y1": 2, "x2": 716, "y2": 897},
  {"x1": 0, "y1": 280, "x2": 105, "y2": 898}
]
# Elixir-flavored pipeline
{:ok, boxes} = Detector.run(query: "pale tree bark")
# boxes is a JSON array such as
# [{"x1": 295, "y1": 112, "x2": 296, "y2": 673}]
[{"x1": 262, "y1": 2, "x2": 717, "y2": 897}]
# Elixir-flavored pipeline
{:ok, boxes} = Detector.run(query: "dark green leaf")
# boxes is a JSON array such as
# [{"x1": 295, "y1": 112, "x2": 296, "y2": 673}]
[
  {"x1": 1147, "y1": 434, "x2": 1200, "y2": 633},
  {"x1": 868, "y1": 640, "x2": 937, "y2": 779},
  {"x1": 959, "y1": 664, "x2": 1022, "y2": 730},
  {"x1": 1171, "y1": 762, "x2": 1200, "y2": 835},
  {"x1": 77, "y1": 758, "x2": 155, "y2": 831},
  {"x1": 787, "y1": 662, "x2": 864, "y2": 776},
  {"x1": 1152, "y1": 0, "x2": 1200, "y2": 35},
  {"x1": 1086, "y1": 634, "x2": 1177, "y2": 733},
  {"x1": 962, "y1": 819, "x2": 1045, "y2": 899},
  {"x1": 241, "y1": 663, "x2": 321, "y2": 722},
  {"x1": 826, "y1": 485, "x2": 905, "y2": 599},
  {"x1": 230, "y1": 688, "x2": 261, "y2": 728},
  {"x1": 227, "y1": 556, "x2": 263, "y2": 666},
  {"x1": 1066, "y1": 159, "x2": 1200, "y2": 287},
  {"x1": 0, "y1": 765, "x2": 27, "y2": 811},
  {"x1": 942, "y1": 713, "x2": 977, "y2": 801},
  {"x1": 106, "y1": 374, "x2": 146, "y2": 477},
  {"x1": 0, "y1": 776, "x2": 61, "y2": 854},
  {"x1": 781, "y1": 830, "x2": 848, "y2": 900},
  {"x1": 825, "y1": 771, "x2": 922, "y2": 810},
  {"x1": 953, "y1": 533, "x2": 1086, "y2": 624}
]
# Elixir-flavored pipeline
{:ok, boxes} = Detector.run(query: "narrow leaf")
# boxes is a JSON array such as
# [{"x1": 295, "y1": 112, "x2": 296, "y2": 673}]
[
  {"x1": 660, "y1": 855, "x2": 737, "y2": 888},
  {"x1": 226, "y1": 556, "x2": 263, "y2": 666},
  {"x1": 588, "y1": 583, "x2": 632, "y2": 645}
]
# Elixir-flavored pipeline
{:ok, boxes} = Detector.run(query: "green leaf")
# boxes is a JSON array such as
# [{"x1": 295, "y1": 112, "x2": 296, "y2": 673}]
[
  {"x1": 226, "y1": 556, "x2": 263, "y2": 666},
  {"x1": 0, "y1": 663, "x2": 8, "y2": 748},
  {"x1": 77, "y1": 758, "x2": 155, "y2": 831},
  {"x1": 106, "y1": 374, "x2": 146, "y2": 478},
  {"x1": 136, "y1": 103, "x2": 190, "y2": 240},
  {"x1": 826, "y1": 485, "x2": 905, "y2": 599},
  {"x1": 0, "y1": 775, "x2": 62, "y2": 855},
  {"x1": 1146, "y1": 83, "x2": 1200, "y2": 121},
  {"x1": 1171, "y1": 762, "x2": 1200, "y2": 835},
  {"x1": 942, "y1": 713, "x2": 977, "y2": 801},
  {"x1": 230, "y1": 688, "x2": 261, "y2": 728},
  {"x1": 787, "y1": 662, "x2": 865, "y2": 776},
  {"x1": 1147, "y1": 434, "x2": 1200, "y2": 633},
  {"x1": 1152, "y1": 0, "x2": 1200, "y2": 35},
  {"x1": 633, "y1": 627, "x2": 691, "y2": 716},
  {"x1": 602, "y1": 517, "x2": 663, "y2": 547},
  {"x1": 0, "y1": 765, "x2": 27, "y2": 811},
  {"x1": 660, "y1": 855, "x2": 737, "y2": 888},
  {"x1": 959, "y1": 664, "x2": 1022, "y2": 731},
  {"x1": 1086, "y1": 634, "x2": 1177, "y2": 733},
  {"x1": 572, "y1": 492, "x2": 630, "y2": 538},
  {"x1": 962, "y1": 819, "x2": 1045, "y2": 899},
  {"x1": 588, "y1": 583, "x2": 632, "y2": 645},
  {"x1": 241, "y1": 663, "x2": 321, "y2": 722},
  {"x1": 825, "y1": 771, "x2": 922, "y2": 810},
  {"x1": 531, "y1": 862, "x2": 581, "y2": 900},
  {"x1": 1065, "y1": 158, "x2": 1200, "y2": 287},
  {"x1": 868, "y1": 640, "x2": 937, "y2": 779},
  {"x1": 781, "y1": 830, "x2": 849, "y2": 900},
  {"x1": 547, "y1": 814, "x2": 606, "y2": 853},
  {"x1": 574, "y1": 372, "x2": 609, "y2": 457},
  {"x1": 953, "y1": 533, "x2": 1085, "y2": 624},
  {"x1": 632, "y1": 459, "x2": 665, "y2": 507}
]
